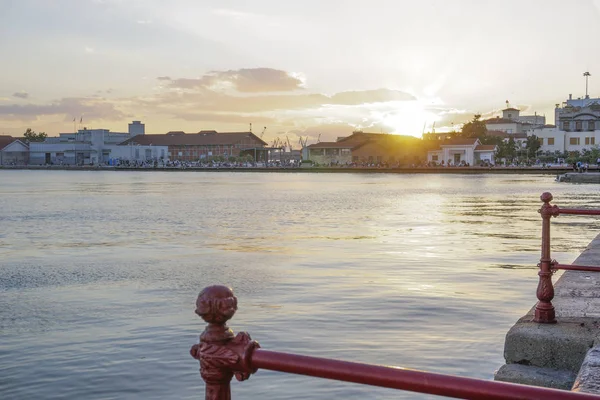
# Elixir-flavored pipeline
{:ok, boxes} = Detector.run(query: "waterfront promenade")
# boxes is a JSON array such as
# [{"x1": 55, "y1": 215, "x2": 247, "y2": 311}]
[
  {"x1": 0, "y1": 164, "x2": 591, "y2": 175},
  {"x1": 496, "y1": 233, "x2": 600, "y2": 393}
]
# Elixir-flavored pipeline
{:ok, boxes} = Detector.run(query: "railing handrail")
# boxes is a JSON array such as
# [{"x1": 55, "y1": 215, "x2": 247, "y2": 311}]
[
  {"x1": 553, "y1": 207, "x2": 600, "y2": 216},
  {"x1": 251, "y1": 348, "x2": 599, "y2": 400},
  {"x1": 535, "y1": 192, "x2": 600, "y2": 323},
  {"x1": 190, "y1": 285, "x2": 600, "y2": 399}
]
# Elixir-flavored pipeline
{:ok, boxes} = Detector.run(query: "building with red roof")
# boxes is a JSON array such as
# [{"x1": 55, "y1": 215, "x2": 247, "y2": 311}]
[
  {"x1": 0, "y1": 136, "x2": 29, "y2": 165},
  {"x1": 120, "y1": 130, "x2": 269, "y2": 162}
]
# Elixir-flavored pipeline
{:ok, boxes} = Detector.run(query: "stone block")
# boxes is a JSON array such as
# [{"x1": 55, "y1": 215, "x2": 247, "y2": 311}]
[
  {"x1": 572, "y1": 346, "x2": 600, "y2": 393},
  {"x1": 504, "y1": 318, "x2": 595, "y2": 372},
  {"x1": 495, "y1": 364, "x2": 576, "y2": 390}
]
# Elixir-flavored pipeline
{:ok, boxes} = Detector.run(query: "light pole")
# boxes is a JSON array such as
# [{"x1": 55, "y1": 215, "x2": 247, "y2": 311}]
[{"x1": 584, "y1": 71, "x2": 591, "y2": 99}]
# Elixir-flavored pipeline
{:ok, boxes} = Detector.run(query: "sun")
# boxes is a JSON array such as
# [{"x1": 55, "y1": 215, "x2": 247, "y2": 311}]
[{"x1": 374, "y1": 100, "x2": 441, "y2": 137}]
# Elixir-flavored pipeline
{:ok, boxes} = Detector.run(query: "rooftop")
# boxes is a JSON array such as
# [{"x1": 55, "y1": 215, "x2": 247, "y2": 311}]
[
  {"x1": 0, "y1": 135, "x2": 20, "y2": 150},
  {"x1": 439, "y1": 138, "x2": 478, "y2": 146},
  {"x1": 475, "y1": 144, "x2": 497, "y2": 151},
  {"x1": 120, "y1": 131, "x2": 268, "y2": 147},
  {"x1": 484, "y1": 117, "x2": 517, "y2": 124}
]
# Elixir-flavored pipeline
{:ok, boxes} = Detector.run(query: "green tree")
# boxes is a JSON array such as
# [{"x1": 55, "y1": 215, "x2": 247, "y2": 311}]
[
  {"x1": 479, "y1": 135, "x2": 502, "y2": 146},
  {"x1": 496, "y1": 137, "x2": 518, "y2": 163},
  {"x1": 566, "y1": 151, "x2": 581, "y2": 165},
  {"x1": 460, "y1": 114, "x2": 488, "y2": 139},
  {"x1": 525, "y1": 135, "x2": 542, "y2": 159},
  {"x1": 581, "y1": 146, "x2": 600, "y2": 163},
  {"x1": 23, "y1": 128, "x2": 47, "y2": 142}
]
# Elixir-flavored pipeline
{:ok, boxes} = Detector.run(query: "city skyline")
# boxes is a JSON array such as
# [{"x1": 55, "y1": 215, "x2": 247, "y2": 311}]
[{"x1": 2, "y1": 0, "x2": 600, "y2": 142}]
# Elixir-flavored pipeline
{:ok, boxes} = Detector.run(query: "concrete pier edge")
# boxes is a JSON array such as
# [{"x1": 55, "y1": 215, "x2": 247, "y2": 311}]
[{"x1": 495, "y1": 233, "x2": 600, "y2": 393}]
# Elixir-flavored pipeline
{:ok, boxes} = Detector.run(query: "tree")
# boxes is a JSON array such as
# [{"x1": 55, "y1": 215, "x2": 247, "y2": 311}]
[
  {"x1": 23, "y1": 128, "x2": 47, "y2": 142},
  {"x1": 496, "y1": 137, "x2": 518, "y2": 164},
  {"x1": 459, "y1": 114, "x2": 487, "y2": 139},
  {"x1": 479, "y1": 135, "x2": 502, "y2": 146},
  {"x1": 506, "y1": 137, "x2": 518, "y2": 162},
  {"x1": 525, "y1": 135, "x2": 542, "y2": 160}
]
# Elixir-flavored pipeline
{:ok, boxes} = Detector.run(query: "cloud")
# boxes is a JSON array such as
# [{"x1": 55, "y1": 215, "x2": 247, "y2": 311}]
[
  {"x1": 84, "y1": 46, "x2": 95, "y2": 54},
  {"x1": 161, "y1": 68, "x2": 305, "y2": 92},
  {"x1": 0, "y1": 97, "x2": 127, "y2": 121},
  {"x1": 12, "y1": 92, "x2": 29, "y2": 99},
  {"x1": 172, "y1": 112, "x2": 276, "y2": 124},
  {"x1": 212, "y1": 9, "x2": 261, "y2": 21},
  {"x1": 0, "y1": 66, "x2": 458, "y2": 139},
  {"x1": 329, "y1": 89, "x2": 416, "y2": 104},
  {"x1": 132, "y1": 69, "x2": 433, "y2": 137}
]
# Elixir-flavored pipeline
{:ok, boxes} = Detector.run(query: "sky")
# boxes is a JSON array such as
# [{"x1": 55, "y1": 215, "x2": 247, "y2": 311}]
[{"x1": 2, "y1": 0, "x2": 600, "y2": 144}]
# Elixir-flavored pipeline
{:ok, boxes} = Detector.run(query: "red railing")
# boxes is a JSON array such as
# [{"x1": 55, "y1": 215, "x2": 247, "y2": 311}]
[
  {"x1": 190, "y1": 285, "x2": 600, "y2": 399},
  {"x1": 535, "y1": 192, "x2": 600, "y2": 323}
]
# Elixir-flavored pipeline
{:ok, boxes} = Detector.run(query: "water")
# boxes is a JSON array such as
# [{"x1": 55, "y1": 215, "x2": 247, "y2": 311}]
[{"x1": 1, "y1": 171, "x2": 599, "y2": 399}]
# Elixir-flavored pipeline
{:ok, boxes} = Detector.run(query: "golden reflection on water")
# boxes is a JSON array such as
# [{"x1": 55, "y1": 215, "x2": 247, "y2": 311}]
[{"x1": 1, "y1": 171, "x2": 600, "y2": 400}]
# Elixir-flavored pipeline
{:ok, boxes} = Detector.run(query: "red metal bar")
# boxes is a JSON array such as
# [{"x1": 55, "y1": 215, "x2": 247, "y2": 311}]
[
  {"x1": 553, "y1": 263, "x2": 600, "y2": 272},
  {"x1": 556, "y1": 208, "x2": 600, "y2": 216},
  {"x1": 191, "y1": 285, "x2": 600, "y2": 399},
  {"x1": 534, "y1": 193, "x2": 600, "y2": 323},
  {"x1": 535, "y1": 192, "x2": 559, "y2": 323},
  {"x1": 251, "y1": 349, "x2": 600, "y2": 399}
]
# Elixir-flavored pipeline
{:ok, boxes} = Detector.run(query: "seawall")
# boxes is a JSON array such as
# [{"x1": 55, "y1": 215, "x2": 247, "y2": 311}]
[
  {"x1": 495, "y1": 234, "x2": 600, "y2": 393},
  {"x1": 0, "y1": 165, "x2": 586, "y2": 175},
  {"x1": 557, "y1": 172, "x2": 600, "y2": 184}
]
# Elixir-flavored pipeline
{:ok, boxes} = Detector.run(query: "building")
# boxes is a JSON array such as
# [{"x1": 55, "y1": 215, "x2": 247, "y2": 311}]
[
  {"x1": 528, "y1": 94, "x2": 600, "y2": 154},
  {"x1": 121, "y1": 130, "x2": 269, "y2": 162},
  {"x1": 528, "y1": 125, "x2": 599, "y2": 154},
  {"x1": 427, "y1": 138, "x2": 497, "y2": 166},
  {"x1": 554, "y1": 94, "x2": 600, "y2": 133},
  {"x1": 307, "y1": 132, "x2": 425, "y2": 165},
  {"x1": 128, "y1": 121, "x2": 145, "y2": 136},
  {"x1": 484, "y1": 106, "x2": 545, "y2": 134},
  {"x1": 306, "y1": 132, "x2": 386, "y2": 165},
  {"x1": 0, "y1": 136, "x2": 29, "y2": 165},
  {"x1": 351, "y1": 134, "x2": 424, "y2": 165},
  {"x1": 28, "y1": 121, "x2": 165, "y2": 165}
]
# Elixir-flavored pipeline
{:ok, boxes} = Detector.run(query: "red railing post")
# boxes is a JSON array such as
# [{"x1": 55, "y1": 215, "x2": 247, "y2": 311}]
[
  {"x1": 190, "y1": 285, "x2": 260, "y2": 400},
  {"x1": 534, "y1": 192, "x2": 560, "y2": 323}
]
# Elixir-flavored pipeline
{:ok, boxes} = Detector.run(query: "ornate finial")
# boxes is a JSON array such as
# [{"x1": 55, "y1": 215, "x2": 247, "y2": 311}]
[
  {"x1": 539, "y1": 192, "x2": 560, "y2": 219},
  {"x1": 540, "y1": 192, "x2": 553, "y2": 204},
  {"x1": 191, "y1": 285, "x2": 260, "y2": 399},
  {"x1": 195, "y1": 285, "x2": 238, "y2": 342}
]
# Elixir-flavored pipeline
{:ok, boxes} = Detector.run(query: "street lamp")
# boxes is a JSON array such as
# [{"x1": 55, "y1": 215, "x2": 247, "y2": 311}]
[{"x1": 584, "y1": 72, "x2": 591, "y2": 99}]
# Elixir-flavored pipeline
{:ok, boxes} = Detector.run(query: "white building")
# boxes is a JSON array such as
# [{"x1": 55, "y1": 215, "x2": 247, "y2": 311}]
[
  {"x1": 484, "y1": 107, "x2": 545, "y2": 134},
  {"x1": 0, "y1": 136, "x2": 29, "y2": 165},
  {"x1": 554, "y1": 94, "x2": 600, "y2": 133},
  {"x1": 28, "y1": 121, "x2": 168, "y2": 165},
  {"x1": 528, "y1": 126, "x2": 599, "y2": 154},
  {"x1": 528, "y1": 95, "x2": 600, "y2": 154},
  {"x1": 427, "y1": 138, "x2": 497, "y2": 166}
]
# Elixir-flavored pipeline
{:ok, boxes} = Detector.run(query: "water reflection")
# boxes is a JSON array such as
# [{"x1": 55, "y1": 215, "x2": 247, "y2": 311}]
[{"x1": 0, "y1": 171, "x2": 599, "y2": 400}]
